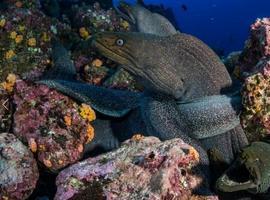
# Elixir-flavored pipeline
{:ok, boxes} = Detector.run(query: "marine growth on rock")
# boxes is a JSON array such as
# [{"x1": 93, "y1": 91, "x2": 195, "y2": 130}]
[
  {"x1": 0, "y1": 132, "x2": 39, "y2": 200},
  {"x1": 240, "y1": 18, "x2": 270, "y2": 141},
  {"x1": 55, "y1": 136, "x2": 218, "y2": 200},
  {"x1": 13, "y1": 80, "x2": 96, "y2": 171}
]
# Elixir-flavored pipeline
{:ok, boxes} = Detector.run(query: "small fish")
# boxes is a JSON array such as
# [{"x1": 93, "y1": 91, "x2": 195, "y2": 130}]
[{"x1": 181, "y1": 4, "x2": 188, "y2": 11}]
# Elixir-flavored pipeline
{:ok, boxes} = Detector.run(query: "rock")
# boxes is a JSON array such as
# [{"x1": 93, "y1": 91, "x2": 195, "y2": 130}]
[
  {"x1": 0, "y1": 132, "x2": 39, "y2": 200},
  {"x1": 241, "y1": 59, "x2": 270, "y2": 142},
  {"x1": 13, "y1": 80, "x2": 95, "y2": 171},
  {"x1": 103, "y1": 68, "x2": 139, "y2": 91},
  {"x1": 55, "y1": 136, "x2": 218, "y2": 200},
  {"x1": 238, "y1": 18, "x2": 270, "y2": 78},
  {"x1": 239, "y1": 18, "x2": 270, "y2": 142},
  {"x1": 0, "y1": 89, "x2": 12, "y2": 132}
]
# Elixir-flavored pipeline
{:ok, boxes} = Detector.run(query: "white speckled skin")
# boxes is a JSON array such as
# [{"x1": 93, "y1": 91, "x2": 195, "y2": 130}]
[{"x1": 93, "y1": 32, "x2": 248, "y2": 164}]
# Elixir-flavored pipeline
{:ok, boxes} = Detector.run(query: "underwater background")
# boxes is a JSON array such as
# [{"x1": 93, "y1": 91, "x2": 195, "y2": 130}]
[
  {"x1": 2, "y1": 0, "x2": 270, "y2": 199},
  {"x1": 114, "y1": 0, "x2": 270, "y2": 56}
]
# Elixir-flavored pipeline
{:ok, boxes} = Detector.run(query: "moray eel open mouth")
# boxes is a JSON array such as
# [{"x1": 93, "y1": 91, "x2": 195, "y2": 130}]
[{"x1": 216, "y1": 141, "x2": 270, "y2": 194}]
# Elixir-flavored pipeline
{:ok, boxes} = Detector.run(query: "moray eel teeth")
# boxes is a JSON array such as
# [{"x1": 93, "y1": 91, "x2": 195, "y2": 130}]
[
  {"x1": 216, "y1": 157, "x2": 257, "y2": 192},
  {"x1": 216, "y1": 141, "x2": 270, "y2": 194}
]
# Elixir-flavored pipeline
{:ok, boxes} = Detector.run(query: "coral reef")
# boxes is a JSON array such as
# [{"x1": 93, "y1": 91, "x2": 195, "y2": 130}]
[
  {"x1": 70, "y1": 2, "x2": 130, "y2": 32},
  {"x1": 0, "y1": 2, "x2": 75, "y2": 81},
  {"x1": 0, "y1": 89, "x2": 12, "y2": 132},
  {"x1": 0, "y1": 132, "x2": 39, "y2": 200},
  {"x1": 103, "y1": 68, "x2": 140, "y2": 90},
  {"x1": 240, "y1": 18, "x2": 270, "y2": 141},
  {"x1": 13, "y1": 80, "x2": 95, "y2": 171},
  {"x1": 55, "y1": 136, "x2": 218, "y2": 200},
  {"x1": 5, "y1": 0, "x2": 40, "y2": 9},
  {"x1": 237, "y1": 18, "x2": 270, "y2": 78},
  {"x1": 241, "y1": 59, "x2": 270, "y2": 141}
]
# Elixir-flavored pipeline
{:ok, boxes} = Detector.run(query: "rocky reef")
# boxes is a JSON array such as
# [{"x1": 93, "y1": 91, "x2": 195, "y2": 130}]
[
  {"x1": 12, "y1": 79, "x2": 95, "y2": 171},
  {"x1": 3, "y1": 0, "x2": 270, "y2": 199},
  {"x1": 237, "y1": 18, "x2": 270, "y2": 78},
  {"x1": 239, "y1": 18, "x2": 270, "y2": 141},
  {"x1": 55, "y1": 135, "x2": 218, "y2": 200},
  {"x1": 0, "y1": 4, "x2": 52, "y2": 80},
  {"x1": 0, "y1": 88, "x2": 12, "y2": 132},
  {"x1": 0, "y1": 1, "x2": 140, "y2": 198},
  {"x1": 0, "y1": 132, "x2": 39, "y2": 200}
]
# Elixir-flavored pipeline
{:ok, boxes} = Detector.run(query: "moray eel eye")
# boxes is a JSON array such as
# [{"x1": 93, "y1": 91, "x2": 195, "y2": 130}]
[{"x1": 116, "y1": 38, "x2": 124, "y2": 46}]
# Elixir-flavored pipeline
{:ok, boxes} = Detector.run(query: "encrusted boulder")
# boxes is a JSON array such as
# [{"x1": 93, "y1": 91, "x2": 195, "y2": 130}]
[
  {"x1": 240, "y1": 18, "x2": 270, "y2": 141},
  {"x1": 238, "y1": 18, "x2": 270, "y2": 78},
  {"x1": 13, "y1": 80, "x2": 95, "y2": 171},
  {"x1": 0, "y1": 132, "x2": 39, "y2": 200},
  {"x1": 55, "y1": 136, "x2": 218, "y2": 200},
  {"x1": 241, "y1": 59, "x2": 270, "y2": 141}
]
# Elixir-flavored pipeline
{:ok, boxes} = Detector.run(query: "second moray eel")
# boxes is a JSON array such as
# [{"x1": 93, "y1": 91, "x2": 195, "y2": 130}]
[{"x1": 115, "y1": 0, "x2": 178, "y2": 36}]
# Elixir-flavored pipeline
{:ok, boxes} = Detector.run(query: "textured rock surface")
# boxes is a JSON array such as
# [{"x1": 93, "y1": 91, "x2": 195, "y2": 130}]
[
  {"x1": 240, "y1": 18, "x2": 270, "y2": 141},
  {"x1": 0, "y1": 132, "x2": 39, "y2": 200},
  {"x1": 238, "y1": 18, "x2": 270, "y2": 78},
  {"x1": 55, "y1": 136, "x2": 218, "y2": 200},
  {"x1": 13, "y1": 80, "x2": 95, "y2": 171},
  {"x1": 0, "y1": 89, "x2": 12, "y2": 132},
  {"x1": 241, "y1": 60, "x2": 270, "y2": 141}
]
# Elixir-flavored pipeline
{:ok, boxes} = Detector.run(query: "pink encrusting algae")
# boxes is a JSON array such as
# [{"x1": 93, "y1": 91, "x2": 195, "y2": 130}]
[
  {"x1": 12, "y1": 80, "x2": 95, "y2": 171},
  {"x1": 55, "y1": 136, "x2": 218, "y2": 200},
  {"x1": 0, "y1": 132, "x2": 39, "y2": 200}
]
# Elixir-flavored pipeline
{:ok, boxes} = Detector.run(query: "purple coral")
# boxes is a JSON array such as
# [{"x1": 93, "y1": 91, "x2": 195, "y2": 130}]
[
  {"x1": 55, "y1": 136, "x2": 218, "y2": 200},
  {"x1": 13, "y1": 80, "x2": 94, "y2": 171},
  {"x1": 0, "y1": 132, "x2": 39, "y2": 200}
]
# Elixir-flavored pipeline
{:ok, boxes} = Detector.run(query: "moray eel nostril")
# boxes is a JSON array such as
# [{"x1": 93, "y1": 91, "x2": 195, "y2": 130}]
[{"x1": 216, "y1": 141, "x2": 270, "y2": 194}]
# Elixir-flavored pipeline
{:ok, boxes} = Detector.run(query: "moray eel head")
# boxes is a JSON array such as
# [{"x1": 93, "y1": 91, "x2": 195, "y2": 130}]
[
  {"x1": 216, "y1": 141, "x2": 270, "y2": 194},
  {"x1": 116, "y1": 1, "x2": 136, "y2": 25},
  {"x1": 92, "y1": 32, "x2": 184, "y2": 99}
]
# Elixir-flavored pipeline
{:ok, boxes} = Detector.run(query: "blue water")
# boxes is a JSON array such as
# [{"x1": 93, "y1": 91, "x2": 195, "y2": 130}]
[{"x1": 114, "y1": 0, "x2": 270, "y2": 56}]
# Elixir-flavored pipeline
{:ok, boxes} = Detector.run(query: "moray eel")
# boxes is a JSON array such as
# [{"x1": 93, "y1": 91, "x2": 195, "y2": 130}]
[
  {"x1": 39, "y1": 32, "x2": 248, "y2": 164},
  {"x1": 115, "y1": 1, "x2": 177, "y2": 36},
  {"x1": 91, "y1": 32, "x2": 248, "y2": 163},
  {"x1": 216, "y1": 140, "x2": 270, "y2": 194},
  {"x1": 37, "y1": 36, "x2": 250, "y2": 196}
]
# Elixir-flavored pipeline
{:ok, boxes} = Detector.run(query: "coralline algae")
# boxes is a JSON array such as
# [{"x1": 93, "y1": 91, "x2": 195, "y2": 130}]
[
  {"x1": 0, "y1": 89, "x2": 12, "y2": 132},
  {"x1": 237, "y1": 18, "x2": 270, "y2": 78},
  {"x1": 0, "y1": 132, "x2": 39, "y2": 200},
  {"x1": 240, "y1": 18, "x2": 270, "y2": 141},
  {"x1": 55, "y1": 136, "x2": 218, "y2": 200},
  {"x1": 13, "y1": 80, "x2": 95, "y2": 171}
]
